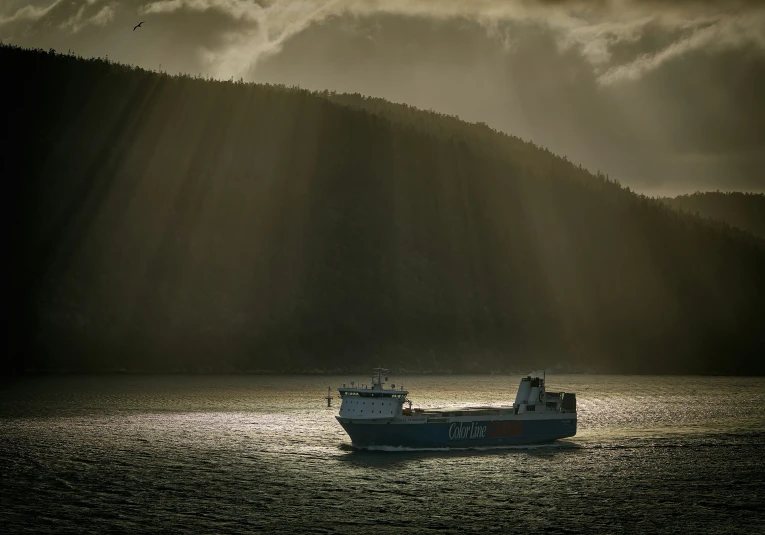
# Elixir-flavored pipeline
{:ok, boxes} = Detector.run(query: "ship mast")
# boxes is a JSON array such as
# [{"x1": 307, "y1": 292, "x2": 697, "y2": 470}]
[{"x1": 372, "y1": 367, "x2": 389, "y2": 389}]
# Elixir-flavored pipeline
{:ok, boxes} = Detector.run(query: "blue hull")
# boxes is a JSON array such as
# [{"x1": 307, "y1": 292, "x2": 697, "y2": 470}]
[{"x1": 337, "y1": 417, "x2": 576, "y2": 449}]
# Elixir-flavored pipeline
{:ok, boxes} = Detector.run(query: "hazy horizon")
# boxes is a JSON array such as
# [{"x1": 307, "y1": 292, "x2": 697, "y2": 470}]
[{"x1": 3, "y1": 0, "x2": 764, "y2": 196}]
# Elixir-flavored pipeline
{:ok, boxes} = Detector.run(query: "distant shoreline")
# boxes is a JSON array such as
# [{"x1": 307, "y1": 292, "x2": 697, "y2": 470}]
[{"x1": 3, "y1": 369, "x2": 761, "y2": 378}]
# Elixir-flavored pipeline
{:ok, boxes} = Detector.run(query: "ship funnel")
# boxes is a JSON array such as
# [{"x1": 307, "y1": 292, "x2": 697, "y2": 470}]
[{"x1": 514, "y1": 376, "x2": 532, "y2": 405}]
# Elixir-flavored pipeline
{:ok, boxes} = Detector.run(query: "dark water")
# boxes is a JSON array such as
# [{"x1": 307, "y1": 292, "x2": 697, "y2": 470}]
[{"x1": 1, "y1": 375, "x2": 764, "y2": 534}]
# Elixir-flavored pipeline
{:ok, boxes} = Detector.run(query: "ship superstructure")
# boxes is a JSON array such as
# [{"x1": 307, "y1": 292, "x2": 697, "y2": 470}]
[{"x1": 335, "y1": 368, "x2": 576, "y2": 449}]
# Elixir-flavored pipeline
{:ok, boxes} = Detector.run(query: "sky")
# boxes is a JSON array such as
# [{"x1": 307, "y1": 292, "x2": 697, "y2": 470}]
[{"x1": 2, "y1": 0, "x2": 764, "y2": 196}]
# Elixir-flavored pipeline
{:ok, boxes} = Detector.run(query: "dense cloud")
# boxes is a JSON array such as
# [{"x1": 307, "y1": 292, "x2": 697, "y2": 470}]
[{"x1": 2, "y1": 0, "x2": 764, "y2": 194}]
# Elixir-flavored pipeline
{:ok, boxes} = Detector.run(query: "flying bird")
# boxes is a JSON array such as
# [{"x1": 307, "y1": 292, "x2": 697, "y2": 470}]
[{"x1": 133, "y1": 21, "x2": 145, "y2": 31}]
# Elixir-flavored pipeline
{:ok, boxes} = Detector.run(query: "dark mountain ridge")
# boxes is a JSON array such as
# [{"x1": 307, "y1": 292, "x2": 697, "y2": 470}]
[
  {"x1": 3, "y1": 45, "x2": 765, "y2": 375},
  {"x1": 661, "y1": 192, "x2": 765, "y2": 241}
]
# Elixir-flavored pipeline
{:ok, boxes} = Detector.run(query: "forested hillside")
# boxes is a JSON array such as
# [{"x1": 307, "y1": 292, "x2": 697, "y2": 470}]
[
  {"x1": 662, "y1": 192, "x2": 765, "y2": 241},
  {"x1": 4, "y1": 45, "x2": 765, "y2": 374}
]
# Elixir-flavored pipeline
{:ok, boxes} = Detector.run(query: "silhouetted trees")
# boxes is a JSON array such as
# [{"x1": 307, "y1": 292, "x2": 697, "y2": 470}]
[
  {"x1": 662, "y1": 192, "x2": 765, "y2": 241},
  {"x1": 3, "y1": 44, "x2": 765, "y2": 375}
]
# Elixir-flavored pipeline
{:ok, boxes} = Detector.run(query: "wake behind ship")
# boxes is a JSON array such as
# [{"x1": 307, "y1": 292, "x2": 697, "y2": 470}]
[{"x1": 335, "y1": 369, "x2": 577, "y2": 449}]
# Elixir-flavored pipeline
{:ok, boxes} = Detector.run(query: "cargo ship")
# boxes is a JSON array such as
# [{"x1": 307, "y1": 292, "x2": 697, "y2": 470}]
[{"x1": 335, "y1": 368, "x2": 576, "y2": 449}]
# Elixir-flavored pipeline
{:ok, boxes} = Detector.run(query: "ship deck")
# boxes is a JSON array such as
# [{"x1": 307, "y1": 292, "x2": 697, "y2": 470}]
[{"x1": 415, "y1": 406, "x2": 516, "y2": 417}]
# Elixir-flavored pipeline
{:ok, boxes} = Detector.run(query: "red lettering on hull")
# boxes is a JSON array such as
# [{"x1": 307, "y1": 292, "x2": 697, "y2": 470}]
[{"x1": 487, "y1": 420, "x2": 523, "y2": 438}]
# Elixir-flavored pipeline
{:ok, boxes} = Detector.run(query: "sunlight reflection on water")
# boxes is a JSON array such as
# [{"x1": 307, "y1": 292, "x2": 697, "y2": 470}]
[{"x1": 1, "y1": 374, "x2": 764, "y2": 534}]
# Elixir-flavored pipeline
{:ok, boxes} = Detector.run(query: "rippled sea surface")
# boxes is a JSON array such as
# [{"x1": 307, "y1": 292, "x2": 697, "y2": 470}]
[{"x1": 1, "y1": 375, "x2": 764, "y2": 534}]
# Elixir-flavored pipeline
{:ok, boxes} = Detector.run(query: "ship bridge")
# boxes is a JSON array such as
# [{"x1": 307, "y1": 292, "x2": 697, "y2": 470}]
[{"x1": 337, "y1": 368, "x2": 409, "y2": 420}]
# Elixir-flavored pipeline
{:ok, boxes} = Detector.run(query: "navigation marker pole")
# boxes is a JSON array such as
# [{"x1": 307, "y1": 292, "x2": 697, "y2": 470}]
[{"x1": 326, "y1": 386, "x2": 333, "y2": 407}]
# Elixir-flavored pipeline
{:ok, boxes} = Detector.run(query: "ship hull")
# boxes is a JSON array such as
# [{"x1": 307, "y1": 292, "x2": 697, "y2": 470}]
[{"x1": 336, "y1": 416, "x2": 576, "y2": 449}]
